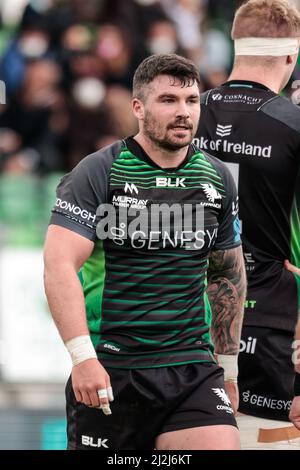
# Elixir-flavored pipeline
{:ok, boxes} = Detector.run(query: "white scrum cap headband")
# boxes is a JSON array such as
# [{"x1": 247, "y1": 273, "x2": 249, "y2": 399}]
[{"x1": 235, "y1": 37, "x2": 299, "y2": 56}]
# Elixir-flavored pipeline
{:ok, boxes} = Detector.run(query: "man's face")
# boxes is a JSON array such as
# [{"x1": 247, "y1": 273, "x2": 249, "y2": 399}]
[{"x1": 134, "y1": 74, "x2": 200, "y2": 151}]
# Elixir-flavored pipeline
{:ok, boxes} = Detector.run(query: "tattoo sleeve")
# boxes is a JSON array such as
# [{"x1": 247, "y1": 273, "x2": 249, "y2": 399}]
[{"x1": 207, "y1": 246, "x2": 247, "y2": 355}]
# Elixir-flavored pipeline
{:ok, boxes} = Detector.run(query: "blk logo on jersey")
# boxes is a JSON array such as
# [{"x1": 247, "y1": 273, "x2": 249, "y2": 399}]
[{"x1": 156, "y1": 177, "x2": 186, "y2": 188}]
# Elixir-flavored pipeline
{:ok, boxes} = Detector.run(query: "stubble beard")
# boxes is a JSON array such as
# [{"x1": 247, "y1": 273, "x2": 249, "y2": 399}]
[{"x1": 143, "y1": 111, "x2": 194, "y2": 152}]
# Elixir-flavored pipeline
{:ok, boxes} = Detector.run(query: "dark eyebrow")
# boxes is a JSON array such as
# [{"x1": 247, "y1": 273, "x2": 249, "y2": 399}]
[{"x1": 157, "y1": 93, "x2": 200, "y2": 100}]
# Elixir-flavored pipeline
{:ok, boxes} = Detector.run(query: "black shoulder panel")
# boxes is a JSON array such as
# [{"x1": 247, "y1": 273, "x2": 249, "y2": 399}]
[{"x1": 260, "y1": 95, "x2": 300, "y2": 135}]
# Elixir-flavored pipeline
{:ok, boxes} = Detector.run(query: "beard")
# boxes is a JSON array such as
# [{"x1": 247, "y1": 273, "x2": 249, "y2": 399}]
[{"x1": 143, "y1": 110, "x2": 196, "y2": 151}]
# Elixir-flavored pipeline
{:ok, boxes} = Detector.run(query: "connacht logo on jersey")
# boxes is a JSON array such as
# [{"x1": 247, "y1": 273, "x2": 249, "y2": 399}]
[
  {"x1": 201, "y1": 183, "x2": 222, "y2": 203},
  {"x1": 124, "y1": 182, "x2": 138, "y2": 194},
  {"x1": 156, "y1": 177, "x2": 186, "y2": 188},
  {"x1": 212, "y1": 93, "x2": 222, "y2": 101}
]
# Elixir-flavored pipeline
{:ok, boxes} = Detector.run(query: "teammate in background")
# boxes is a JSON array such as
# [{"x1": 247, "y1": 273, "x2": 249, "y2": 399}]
[
  {"x1": 43, "y1": 53, "x2": 246, "y2": 450},
  {"x1": 195, "y1": 0, "x2": 300, "y2": 449}
]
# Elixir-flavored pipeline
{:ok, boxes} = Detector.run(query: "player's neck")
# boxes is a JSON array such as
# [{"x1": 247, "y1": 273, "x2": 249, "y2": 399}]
[
  {"x1": 134, "y1": 132, "x2": 189, "y2": 169},
  {"x1": 228, "y1": 67, "x2": 282, "y2": 94}
]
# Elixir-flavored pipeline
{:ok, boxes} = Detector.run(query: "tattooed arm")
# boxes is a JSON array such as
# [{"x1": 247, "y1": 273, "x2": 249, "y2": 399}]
[
  {"x1": 207, "y1": 245, "x2": 246, "y2": 413},
  {"x1": 207, "y1": 245, "x2": 246, "y2": 355}
]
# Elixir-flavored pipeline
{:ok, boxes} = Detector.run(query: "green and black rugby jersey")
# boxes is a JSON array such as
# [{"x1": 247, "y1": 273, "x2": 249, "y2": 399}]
[{"x1": 50, "y1": 137, "x2": 240, "y2": 369}]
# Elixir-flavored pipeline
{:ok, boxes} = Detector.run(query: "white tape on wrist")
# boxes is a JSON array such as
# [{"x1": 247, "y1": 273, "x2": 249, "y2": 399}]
[
  {"x1": 65, "y1": 335, "x2": 97, "y2": 366},
  {"x1": 217, "y1": 354, "x2": 238, "y2": 383}
]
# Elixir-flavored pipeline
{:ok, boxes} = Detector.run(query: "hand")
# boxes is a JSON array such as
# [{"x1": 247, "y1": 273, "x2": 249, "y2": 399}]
[
  {"x1": 284, "y1": 259, "x2": 300, "y2": 276},
  {"x1": 224, "y1": 380, "x2": 239, "y2": 415},
  {"x1": 289, "y1": 396, "x2": 300, "y2": 430},
  {"x1": 71, "y1": 358, "x2": 113, "y2": 415}
]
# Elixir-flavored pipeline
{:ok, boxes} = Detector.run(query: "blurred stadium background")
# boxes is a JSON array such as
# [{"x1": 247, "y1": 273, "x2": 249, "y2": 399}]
[{"x1": 1, "y1": 0, "x2": 300, "y2": 450}]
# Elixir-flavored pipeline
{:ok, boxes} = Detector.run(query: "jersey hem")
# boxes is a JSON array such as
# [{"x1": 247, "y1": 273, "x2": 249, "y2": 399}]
[{"x1": 100, "y1": 358, "x2": 215, "y2": 370}]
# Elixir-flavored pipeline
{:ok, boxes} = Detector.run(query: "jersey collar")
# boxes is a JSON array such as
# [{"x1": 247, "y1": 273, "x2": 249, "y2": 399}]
[
  {"x1": 224, "y1": 80, "x2": 272, "y2": 92},
  {"x1": 125, "y1": 136, "x2": 196, "y2": 172}
]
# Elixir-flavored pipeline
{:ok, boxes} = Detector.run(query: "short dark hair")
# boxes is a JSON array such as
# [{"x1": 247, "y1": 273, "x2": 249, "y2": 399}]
[{"x1": 132, "y1": 54, "x2": 200, "y2": 100}]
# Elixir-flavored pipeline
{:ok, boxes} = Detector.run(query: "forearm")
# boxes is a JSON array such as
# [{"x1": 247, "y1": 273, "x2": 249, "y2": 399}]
[
  {"x1": 44, "y1": 262, "x2": 89, "y2": 343},
  {"x1": 45, "y1": 262, "x2": 113, "y2": 414},
  {"x1": 206, "y1": 246, "x2": 246, "y2": 355}
]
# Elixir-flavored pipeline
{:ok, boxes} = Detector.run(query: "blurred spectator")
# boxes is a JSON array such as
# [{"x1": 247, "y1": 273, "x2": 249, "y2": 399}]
[
  {"x1": 161, "y1": 0, "x2": 205, "y2": 65},
  {"x1": 104, "y1": 85, "x2": 138, "y2": 138},
  {"x1": 96, "y1": 23, "x2": 144, "y2": 90},
  {"x1": 0, "y1": 3, "x2": 52, "y2": 96},
  {"x1": 145, "y1": 20, "x2": 180, "y2": 55},
  {"x1": 1, "y1": 0, "x2": 29, "y2": 25},
  {"x1": 200, "y1": 28, "x2": 232, "y2": 89},
  {"x1": 206, "y1": 0, "x2": 239, "y2": 34},
  {"x1": 66, "y1": 76, "x2": 111, "y2": 169},
  {"x1": 0, "y1": 59, "x2": 67, "y2": 172},
  {"x1": 58, "y1": 23, "x2": 103, "y2": 91}
]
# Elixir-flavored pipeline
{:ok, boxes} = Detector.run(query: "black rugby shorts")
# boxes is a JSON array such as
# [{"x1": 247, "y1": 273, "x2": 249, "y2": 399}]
[{"x1": 66, "y1": 361, "x2": 237, "y2": 450}]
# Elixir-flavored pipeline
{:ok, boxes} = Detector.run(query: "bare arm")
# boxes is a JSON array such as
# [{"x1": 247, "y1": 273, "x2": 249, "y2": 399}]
[
  {"x1": 44, "y1": 224, "x2": 112, "y2": 412},
  {"x1": 207, "y1": 245, "x2": 246, "y2": 355},
  {"x1": 44, "y1": 224, "x2": 94, "y2": 341}
]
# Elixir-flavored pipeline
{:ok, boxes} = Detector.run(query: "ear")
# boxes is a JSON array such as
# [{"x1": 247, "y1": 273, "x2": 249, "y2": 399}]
[{"x1": 132, "y1": 98, "x2": 145, "y2": 120}]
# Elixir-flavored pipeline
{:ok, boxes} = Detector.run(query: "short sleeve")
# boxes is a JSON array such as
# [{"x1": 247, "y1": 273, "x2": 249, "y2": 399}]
[{"x1": 49, "y1": 144, "x2": 119, "y2": 240}]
